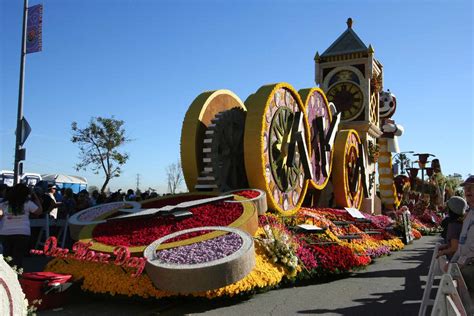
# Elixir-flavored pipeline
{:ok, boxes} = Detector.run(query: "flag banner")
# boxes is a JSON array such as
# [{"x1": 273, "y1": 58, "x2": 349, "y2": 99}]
[{"x1": 26, "y1": 4, "x2": 43, "y2": 54}]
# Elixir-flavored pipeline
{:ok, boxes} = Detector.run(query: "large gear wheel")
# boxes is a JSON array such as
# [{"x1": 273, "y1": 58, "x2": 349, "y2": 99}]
[
  {"x1": 198, "y1": 107, "x2": 248, "y2": 192},
  {"x1": 181, "y1": 90, "x2": 247, "y2": 191}
]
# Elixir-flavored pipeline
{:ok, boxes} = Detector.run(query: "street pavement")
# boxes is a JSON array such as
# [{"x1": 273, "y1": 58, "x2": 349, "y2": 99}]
[{"x1": 31, "y1": 235, "x2": 440, "y2": 316}]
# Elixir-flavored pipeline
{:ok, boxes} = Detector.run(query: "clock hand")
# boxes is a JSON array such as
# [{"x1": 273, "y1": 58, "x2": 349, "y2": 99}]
[
  {"x1": 107, "y1": 194, "x2": 234, "y2": 222},
  {"x1": 286, "y1": 112, "x2": 313, "y2": 180},
  {"x1": 315, "y1": 116, "x2": 328, "y2": 177},
  {"x1": 349, "y1": 143, "x2": 368, "y2": 197},
  {"x1": 325, "y1": 111, "x2": 341, "y2": 152},
  {"x1": 296, "y1": 131, "x2": 313, "y2": 179},
  {"x1": 357, "y1": 143, "x2": 369, "y2": 197}
]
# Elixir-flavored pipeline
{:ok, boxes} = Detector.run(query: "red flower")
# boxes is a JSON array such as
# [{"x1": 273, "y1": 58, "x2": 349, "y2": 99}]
[
  {"x1": 92, "y1": 201, "x2": 243, "y2": 247},
  {"x1": 233, "y1": 190, "x2": 261, "y2": 199}
]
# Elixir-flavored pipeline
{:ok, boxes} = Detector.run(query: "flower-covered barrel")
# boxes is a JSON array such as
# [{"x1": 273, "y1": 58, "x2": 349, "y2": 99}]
[
  {"x1": 224, "y1": 189, "x2": 268, "y2": 215},
  {"x1": 144, "y1": 226, "x2": 255, "y2": 293}
]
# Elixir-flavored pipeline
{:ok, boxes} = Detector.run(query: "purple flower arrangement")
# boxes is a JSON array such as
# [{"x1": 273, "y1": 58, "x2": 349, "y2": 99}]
[
  {"x1": 365, "y1": 245, "x2": 391, "y2": 259},
  {"x1": 364, "y1": 214, "x2": 394, "y2": 229},
  {"x1": 156, "y1": 233, "x2": 243, "y2": 265}
]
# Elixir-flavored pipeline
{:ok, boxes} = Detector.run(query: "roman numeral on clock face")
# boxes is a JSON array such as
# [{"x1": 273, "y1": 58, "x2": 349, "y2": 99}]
[
  {"x1": 287, "y1": 112, "x2": 313, "y2": 180},
  {"x1": 349, "y1": 143, "x2": 368, "y2": 197},
  {"x1": 313, "y1": 112, "x2": 341, "y2": 177}
]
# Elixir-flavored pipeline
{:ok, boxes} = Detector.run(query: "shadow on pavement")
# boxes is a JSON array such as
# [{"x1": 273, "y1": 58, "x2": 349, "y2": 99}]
[{"x1": 298, "y1": 239, "x2": 437, "y2": 315}]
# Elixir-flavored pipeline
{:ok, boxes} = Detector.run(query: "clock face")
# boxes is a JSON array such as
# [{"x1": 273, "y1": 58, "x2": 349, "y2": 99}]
[
  {"x1": 332, "y1": 130, "x2": 364, "y2": 209},
  {"x1": 326, "y1": 82, "x2": 364, "y2": 121},
  {"x1": 243, "y1": 83, "x2": 310, "y2": 215},
  {"x1": 299, "y1": 88, "x2": 333, "y2": 190}
]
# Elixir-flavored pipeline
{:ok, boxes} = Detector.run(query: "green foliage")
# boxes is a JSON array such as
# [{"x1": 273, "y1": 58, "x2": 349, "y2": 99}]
[
  {"x1": 71, "y1": 116, "x2": 131, "y2": 193},
  {"x1": 394, "y1": 153, "x2": 411, "y2": 172}
]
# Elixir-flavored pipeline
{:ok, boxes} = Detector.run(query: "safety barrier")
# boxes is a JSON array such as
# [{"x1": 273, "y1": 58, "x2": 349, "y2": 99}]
[
  {"x1": 31, "y1": 216, "x2": 69, "y2": 249},
  {"x1": 419, "y1": 243, "x2": 473, "y2": 315}
]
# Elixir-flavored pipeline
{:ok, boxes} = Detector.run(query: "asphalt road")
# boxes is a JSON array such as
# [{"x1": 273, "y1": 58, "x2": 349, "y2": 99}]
[{"x1": 31, "y1": 235, "x2": 439, "y2": 316}]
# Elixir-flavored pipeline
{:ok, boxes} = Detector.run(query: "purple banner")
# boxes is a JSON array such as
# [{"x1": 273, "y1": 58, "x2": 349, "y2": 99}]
[{"x1": 26, "y1": 4, "x2": 43, "y2": 54}]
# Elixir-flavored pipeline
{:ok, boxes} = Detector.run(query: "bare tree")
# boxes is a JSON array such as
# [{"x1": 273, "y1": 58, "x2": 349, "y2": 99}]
[{"x1": 166, "y1": 160, "x2": 183, "y2": 194}]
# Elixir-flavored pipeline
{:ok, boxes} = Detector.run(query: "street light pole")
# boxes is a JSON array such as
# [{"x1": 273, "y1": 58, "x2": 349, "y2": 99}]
[
  {"x1": 13, "y1": 0, "x2": 29, "y2": 185},
  {"x1": 414, "y1": 153, "x2": 435, "y2": 194}
]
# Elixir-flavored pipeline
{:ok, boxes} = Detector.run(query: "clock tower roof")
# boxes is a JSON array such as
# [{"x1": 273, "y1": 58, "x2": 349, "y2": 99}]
[{"x1": 321, "y1": 19, "x2": 369, "y2": 58}]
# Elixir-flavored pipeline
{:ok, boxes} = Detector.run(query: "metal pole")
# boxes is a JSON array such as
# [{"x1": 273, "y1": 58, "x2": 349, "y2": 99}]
[
  {"x1": 421, "y1": 168, "x2": 425, "y2": 194},
  {"x1": 13, "y1": 0, "x2": 29, "y2": 185},
  {"x1": 400, "y1": 155, "x2": 405, "y2": 174}
]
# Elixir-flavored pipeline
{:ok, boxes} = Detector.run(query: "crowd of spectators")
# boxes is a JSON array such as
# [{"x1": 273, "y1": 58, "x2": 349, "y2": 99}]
[{"x1": 0, "y1": 181, "x2": 161, "y2": 267}]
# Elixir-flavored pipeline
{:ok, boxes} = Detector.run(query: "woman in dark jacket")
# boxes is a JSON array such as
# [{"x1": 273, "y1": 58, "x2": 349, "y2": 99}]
[{"x1": 438, "y1": 196, "x2": 467, "y2": 260}]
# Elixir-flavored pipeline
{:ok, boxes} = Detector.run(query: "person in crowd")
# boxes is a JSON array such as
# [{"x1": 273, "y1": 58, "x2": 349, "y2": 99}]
[
  {"x1": 0, "y1": 183, "x2": 42, "y2": 268},
  {"x1": 451, "y1": 175, "x2": 474, "y2": 298},
  {"x1": 96, "y1": 192, "x2": 106, "y2": 205},
  {"x1": 90, "y1": 190, "x2": 99, "y2": 206},
  {"x1": 0, "y1": 184, "x2": 8, "y2": 202},
  {"x1": 76, "y1": 190, "x2": 91, "y2": 211},
  {"x1": 126, "y1": 189, "x2": 136, "y2": 201},
  {"x1": 107, "y1": 190, "x2": 122, "y2": 203},
  {"x1": 46, "y1": 184, "x2": 61, "y2": 220},
  {"x1": 140, "y1": 191, "x2": 150, "y2": 201},
  {"x1": 437, "y1": 196, "x2": 467, "y2": 260},
  {"x1": 58, "y1": 188, "x2": 76, "y2": 219},
  {"x1": 0, "y1": 184, "x2": 7, "y2": 253},
  {"x1": 54, "y1": 187, "x2": 63, "y2": 203}
]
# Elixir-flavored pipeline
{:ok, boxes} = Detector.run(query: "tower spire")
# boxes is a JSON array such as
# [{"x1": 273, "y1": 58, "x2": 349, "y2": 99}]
[{"x1": 346, "y1": 17, "x2": 353, "y2": 28}]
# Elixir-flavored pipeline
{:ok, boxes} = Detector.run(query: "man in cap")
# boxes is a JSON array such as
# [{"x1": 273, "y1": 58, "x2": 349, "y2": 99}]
[
  {"x1": 45, "y1": 184, "x2": 61, "y2": 220},
  {"x1": 452, "y1": 175, "x2": 474, "y2": 297}
]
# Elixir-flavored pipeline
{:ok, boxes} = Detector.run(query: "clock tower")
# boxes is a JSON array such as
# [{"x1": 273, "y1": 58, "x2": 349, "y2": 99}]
[{"x1": 315, "y1": 18, "x2": 383, "y2": 213}]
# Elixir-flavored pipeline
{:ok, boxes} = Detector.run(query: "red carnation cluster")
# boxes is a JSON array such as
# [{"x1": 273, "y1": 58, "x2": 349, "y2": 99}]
[
  {"x1": 92, "y1": 201, "x2": 243, "y2": 247},
  {"x1": 296, "y1": 237, "x2": 371, "y2": 279},
  {"x1": 309, "y1": 244, "x2": 370, "y2": 274},
  {"x1": 233, "y1": 190, "x2": 261, "y2": 199}
]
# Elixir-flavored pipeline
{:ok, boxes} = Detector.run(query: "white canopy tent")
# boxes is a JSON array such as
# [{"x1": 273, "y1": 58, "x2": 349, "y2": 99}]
[{"x1": 41, "y1": 174, "x2": 88, "y2": 193}]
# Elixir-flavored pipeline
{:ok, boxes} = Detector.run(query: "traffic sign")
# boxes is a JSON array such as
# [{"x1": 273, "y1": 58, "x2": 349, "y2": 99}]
[{"x1": 20, "y1": 117, "x2": 31, "y2": 145}]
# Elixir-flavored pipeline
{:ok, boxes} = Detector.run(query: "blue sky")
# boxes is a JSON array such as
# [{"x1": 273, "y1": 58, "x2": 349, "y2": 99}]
[{"x1": 1, "y1": 0, "x2": 473, "y2": 193}]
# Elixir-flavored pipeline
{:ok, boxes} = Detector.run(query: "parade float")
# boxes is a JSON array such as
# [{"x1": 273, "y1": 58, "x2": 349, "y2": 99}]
[{"x1": 32, "y1": 19, "x2": 440, "y2": 307}]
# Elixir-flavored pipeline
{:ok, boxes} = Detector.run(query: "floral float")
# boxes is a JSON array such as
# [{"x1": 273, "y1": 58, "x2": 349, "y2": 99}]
[{"x1": 44, "y1": 204, "x2": 415, "y2": 301}]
